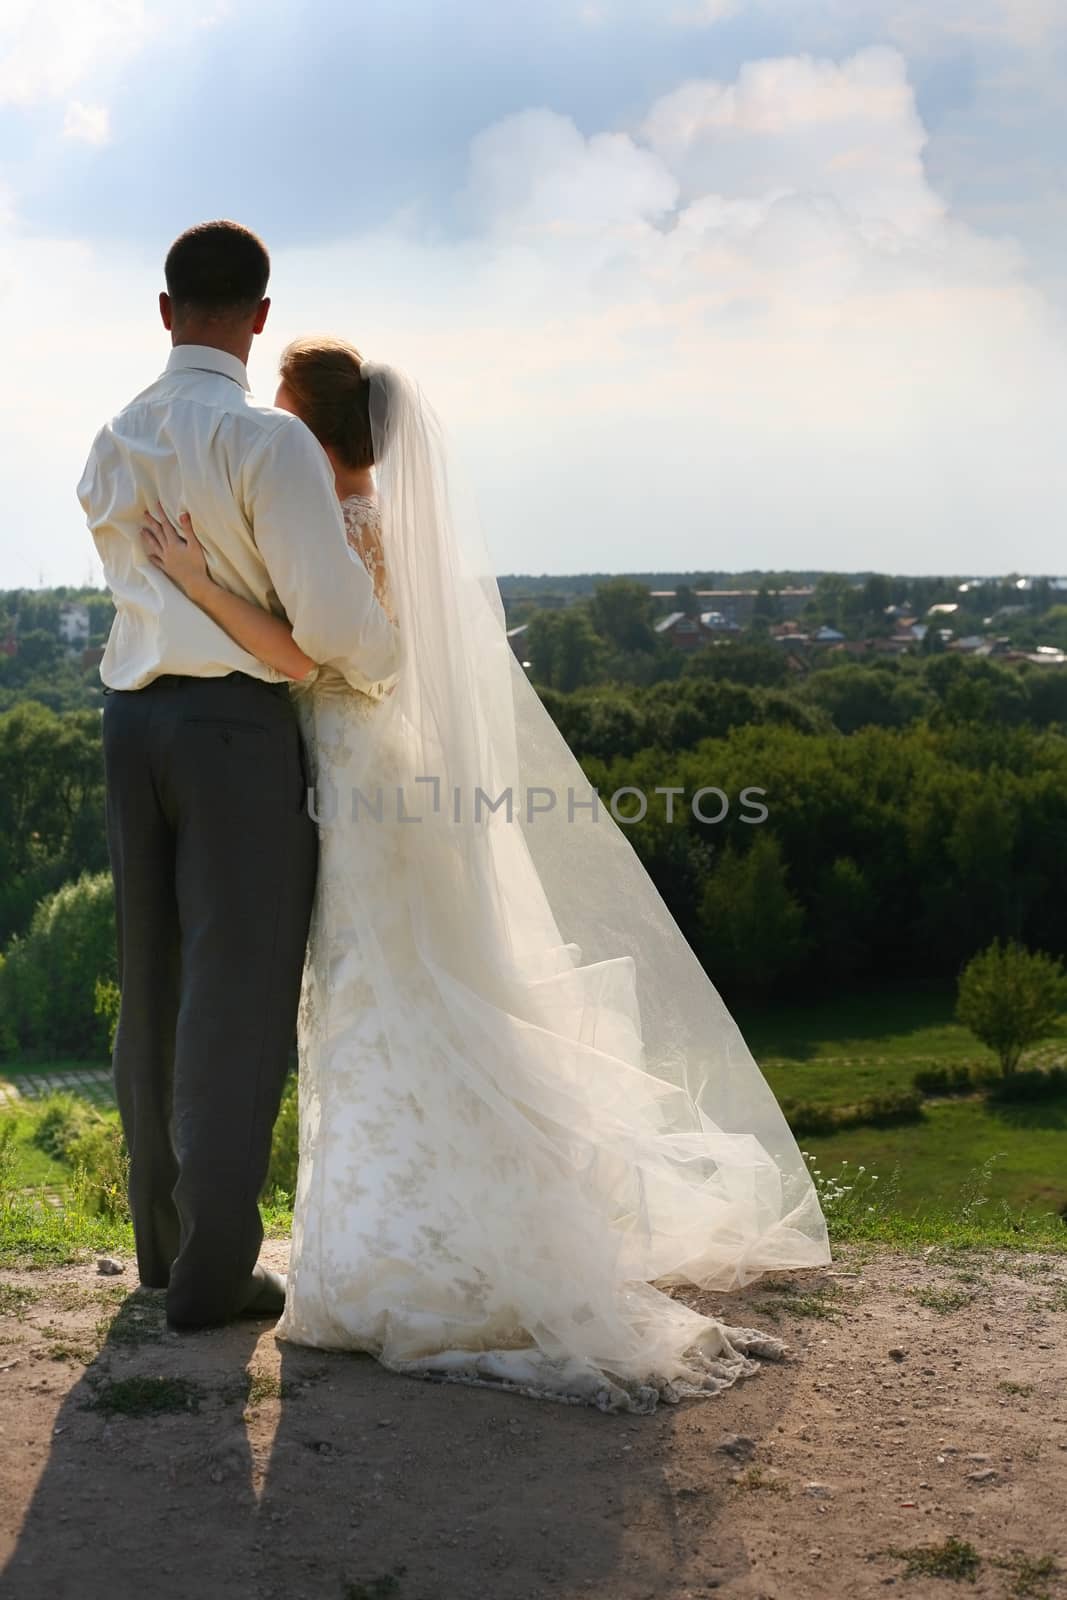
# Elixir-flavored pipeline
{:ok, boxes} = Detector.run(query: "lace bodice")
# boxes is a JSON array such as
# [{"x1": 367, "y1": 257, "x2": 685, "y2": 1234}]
[{"x1": 342, "y1": 493, "x2": 393, "y2": 621}]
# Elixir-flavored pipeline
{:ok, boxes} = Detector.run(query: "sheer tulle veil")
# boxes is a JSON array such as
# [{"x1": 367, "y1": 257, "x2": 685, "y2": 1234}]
[{"x1": 305, "y1": 359, "x2": 829, "y2": 1401}]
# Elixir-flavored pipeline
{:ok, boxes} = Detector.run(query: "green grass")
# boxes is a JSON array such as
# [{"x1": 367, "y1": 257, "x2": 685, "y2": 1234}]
[
  {"x1": 0, "y1": 1281, "x2": 39, "y2": 1316},
  {"x1": 993, "y1": 1554, "x2": 1060, "y2": 1600},
  {"x1": 3, "y1": 1110, "x2": 69, "y2": 1190},
  {"x1": 83, "y1": 1376, "x2": 204, "y2": 1416},
  {"x1": 884, "y1": 1537, "x2": 981, "y2": 1582},
  {"x1": 744, "y1": 982, "x2": 1067, "y2": 1105},
  {"x1": 913, "y1": 1284, "x2": 975, "y2": 1314},
  {"x1": 798, "y1": 1096, "x2": 1067, "y2": 1216},
  {"x1": 733, "y1": 1466, "x2": 789, "y2": 1494},
  {"x1": 0, "y1": 1058, "x2": 110, "y2": 1080},
  {"x1": 752, "y1": 1279, "x2": 842, "y2": 1321},
  {"x1": 2, "y1": 989, "x2": 1065, "y2": 1268}
]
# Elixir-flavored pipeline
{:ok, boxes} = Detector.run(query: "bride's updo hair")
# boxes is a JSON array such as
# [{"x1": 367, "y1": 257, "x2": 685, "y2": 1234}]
[{"x1": 278, "y1": 335, "x2": 375, "y2": 469}]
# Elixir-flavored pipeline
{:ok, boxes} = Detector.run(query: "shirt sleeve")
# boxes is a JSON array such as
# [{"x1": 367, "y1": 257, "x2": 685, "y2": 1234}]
[{"x1": 243, "y1": 415, "x2": 399, "y2": 686}]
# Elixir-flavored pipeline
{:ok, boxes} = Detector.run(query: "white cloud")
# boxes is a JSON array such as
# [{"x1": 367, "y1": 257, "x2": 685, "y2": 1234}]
[
  {"x1": 466, "y1": 110, "x2": 679, "y2": 238},
  {"x1": 879, "y1": 0, "x2": 1067, "y2": 53},
  {"x1": 62, "y1": 101, "x2": 112, "y2": 146},
  {"x1": 642, "y1": 48, "x2": 942, "y2": 236},
  {"x1": 671, "y1": 0, "x2": 742, "y2": 26},
  {"x1": 0, "y1": 0, "x2": 156, "y2": 107},
  {"x1": 708, "y1": 0, "x2": 1067, "y2": 53}
]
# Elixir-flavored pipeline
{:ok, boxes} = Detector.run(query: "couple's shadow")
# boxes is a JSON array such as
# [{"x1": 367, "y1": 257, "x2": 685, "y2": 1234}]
[{"x1": 3, "y1": 1279, "x2": 774, "y2": 1600}]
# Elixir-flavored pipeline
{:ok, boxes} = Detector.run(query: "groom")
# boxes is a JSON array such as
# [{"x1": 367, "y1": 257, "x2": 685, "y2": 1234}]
[{"x1": 78, "y1": 220, "x2": 398, "y2": 1329}]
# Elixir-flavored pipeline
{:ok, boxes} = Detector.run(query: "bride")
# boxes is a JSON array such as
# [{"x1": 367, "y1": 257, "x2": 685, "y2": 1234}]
[{"x1": 140, "y1": 337, "x2": 830, "y2": 1414}]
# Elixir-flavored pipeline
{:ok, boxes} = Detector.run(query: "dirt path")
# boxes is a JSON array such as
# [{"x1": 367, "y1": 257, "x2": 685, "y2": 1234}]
[{"x1": 1, "y1": 1244, "x2": 1064, "y2": 1600}]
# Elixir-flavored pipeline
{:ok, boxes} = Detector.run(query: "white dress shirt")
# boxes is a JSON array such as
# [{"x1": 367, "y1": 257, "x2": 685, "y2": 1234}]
[{"x1": 78, "y1": 344, "x2": 399, "y2": 692}]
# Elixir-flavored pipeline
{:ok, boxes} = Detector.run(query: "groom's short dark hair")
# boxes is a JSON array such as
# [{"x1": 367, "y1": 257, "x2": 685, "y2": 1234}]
[{"x1": 164, "y1": 220, "x2": 270, "y2": 317}]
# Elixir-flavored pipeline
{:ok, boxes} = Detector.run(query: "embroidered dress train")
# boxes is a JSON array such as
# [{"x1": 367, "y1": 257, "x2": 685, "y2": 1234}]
[{"x1": 275, "y1": 371, "x2": 830, "y2": 1413}]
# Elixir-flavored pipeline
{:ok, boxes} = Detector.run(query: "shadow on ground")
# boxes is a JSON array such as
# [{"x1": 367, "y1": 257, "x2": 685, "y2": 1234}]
[{"x1": 0, "y1": 1267, "x2": 812, "y2": 1600}]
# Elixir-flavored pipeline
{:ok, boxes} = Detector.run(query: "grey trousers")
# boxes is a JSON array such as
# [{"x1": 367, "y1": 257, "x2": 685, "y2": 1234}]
[{"x1": 102, "y1": 672, "x2": 318, "y2": 1326}]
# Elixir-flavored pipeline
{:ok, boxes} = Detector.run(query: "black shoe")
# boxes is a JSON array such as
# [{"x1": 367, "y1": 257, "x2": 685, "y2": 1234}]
[
  {"x1": 165, "y1": 1268, "x2": 287, "y2": 1332},
  {"x1": 237, "y1": 1267, "x2": 287, "y2": 1320}
]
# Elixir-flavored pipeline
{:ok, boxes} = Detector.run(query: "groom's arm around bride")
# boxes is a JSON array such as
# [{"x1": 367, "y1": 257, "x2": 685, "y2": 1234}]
[{"x1": 78, "y1": 219, "x2": 392, "y2": 1330}]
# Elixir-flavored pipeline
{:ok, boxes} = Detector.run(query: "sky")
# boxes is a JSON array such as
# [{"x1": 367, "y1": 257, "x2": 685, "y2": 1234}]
[{"x1": 2, "y1": 0, "x2": 1067, "y2": 585}]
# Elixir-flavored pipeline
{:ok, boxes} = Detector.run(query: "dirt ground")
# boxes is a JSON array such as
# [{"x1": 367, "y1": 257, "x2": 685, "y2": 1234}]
[{"x1": 0, "y1": 1242, "x2": 1064, "y2": 1600}]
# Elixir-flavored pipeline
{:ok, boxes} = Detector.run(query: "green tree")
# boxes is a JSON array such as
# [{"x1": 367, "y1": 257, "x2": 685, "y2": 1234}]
[
  {"x1": 861, "y1": 573, "x2": 892, "y2": 621},
  {"x1": 673, "y1": 584, "x2": 701, "y2": 619},
  {"x1": 808, "y1": 855, "x2": 876, "y2": 980},
  {"x1": 0, "y1": 702, "x2": 108, "y2": 943},
  {"x1": 751, "y1": 584, "x2": 782, "y2": 627},
  {"x1": 683, "y1": 639, "x2": 789, "y2": 689},
  {"x1": 699, "y1": 833, "x2": 808, "y2": 1003},
  {"x1": 955, "y1": 938, "x2": 1067, "y2": 1076},
  {"x1": 1, "y1": 872, "x2": 116, "y2": 1058},
  {"x1": 526, "y1": 608, "x2": 606, "y2": 692},
  {"x1": 804, "y1": 664, "x2": 933, "y2": 733},
  {"x1": 589, "y1": 579, "x2": 657, "y2": 654}
]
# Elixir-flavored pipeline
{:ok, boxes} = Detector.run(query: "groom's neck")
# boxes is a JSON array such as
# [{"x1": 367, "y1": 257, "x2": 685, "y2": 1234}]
[{"x1": 171, "y1": 324, "x2": 253, "y2": 366}]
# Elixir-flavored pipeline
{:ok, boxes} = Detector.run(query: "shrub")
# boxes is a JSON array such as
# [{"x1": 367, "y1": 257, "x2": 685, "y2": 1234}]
[
  {"x1": 68, "y1": 1115, "x2": 129, "y2": 1220},
  {"x1": 0, "y1": 955, "x2": 15, "y2": 1057},
  {"x1": 956, "y1": 939, "x2": 1067, "y2": 1077},
  {"x1": 784, "y1": 1089, "x2": 924, "y2": 1138},
  {"x1": 94, "y1": 978, "x2": 120, "y2": 1054},
  {"x1": 0, "y1": 1118, "x2": 16, "y2": 1203},
  {"x1": 0, "y1": 873, "x2": 116, "y2": 1058},
  {"x1": 31, "y1": 1092, "x2": 98, "y2": 1161},
  {"x1": 263, "y1": 1070, "x2": 299, "y2": 1201},
  {"x1": 912, "y1": 1064, "x2": 981, "y2": 1097},
  {"x1": 985, "y1": 1064, "x2": 1067, "y2": 1104}
]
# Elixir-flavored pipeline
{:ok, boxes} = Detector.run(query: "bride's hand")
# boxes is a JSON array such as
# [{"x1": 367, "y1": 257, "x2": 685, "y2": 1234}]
[{"x1": 140, "y1": 503, "x2": 211, "y2": 601}]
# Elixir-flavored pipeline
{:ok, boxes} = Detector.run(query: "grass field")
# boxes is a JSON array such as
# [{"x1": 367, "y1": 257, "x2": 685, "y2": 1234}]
[
  {"x1": 738, "y1": 982, "x2": 1067, "y2": 1219},
  {"x1": 742, "y1": 980, "x2": 1067, "y2": 1100},
  {"x1": 5, "y1": 1108, "x2": 70, "y2": 1189},
  {"x1": 0, "y1": 1058, "x2": 110, "y2": 1079},
  {"x1": 3, "y1": 982, "x2": 1066, "y2": 1250},
  {"x1": 795, "y1": 1096, "x2": 1067, "y2": 1214}
]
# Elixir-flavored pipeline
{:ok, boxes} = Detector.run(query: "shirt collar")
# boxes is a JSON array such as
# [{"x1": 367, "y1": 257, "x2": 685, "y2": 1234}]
[{"x1": 166, "y1": 343, "x2": 250, "y2": 392}]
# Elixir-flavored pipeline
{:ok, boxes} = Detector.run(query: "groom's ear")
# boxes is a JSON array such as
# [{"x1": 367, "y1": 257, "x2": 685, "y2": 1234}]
[
  {"x1": 252, "y1": 296, "x2": 270, "y2": 336},
  {"x1": 159, "y1": 291, "x2": 173, "y2": 332}
]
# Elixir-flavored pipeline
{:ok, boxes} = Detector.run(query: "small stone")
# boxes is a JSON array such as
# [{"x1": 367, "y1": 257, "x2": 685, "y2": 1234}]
[
  {"x1": 96, "y1": 1257, "x2": 124, "y2": 1276},
  {"x1": 805, "y1": 1482, "x2": 832, "y2": 1498},
  {"x1": 715, "y1": 1433, "x2": 756, "y2": 1462},
  {"x1": 888, "y1": 1347, "x2": 907, "y2": 1361},
  {"x1": 808, "y1": 1549, "x2": 823, "y2": 1559},
  {"x1": 965, "y1": 1468, "x2": 998, "y2": 1484}
]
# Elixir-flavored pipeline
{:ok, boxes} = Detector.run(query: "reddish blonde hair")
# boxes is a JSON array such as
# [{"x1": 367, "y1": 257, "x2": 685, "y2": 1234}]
[{"x1": 278, "y1": 335, "x2": 374, "y2": 470}]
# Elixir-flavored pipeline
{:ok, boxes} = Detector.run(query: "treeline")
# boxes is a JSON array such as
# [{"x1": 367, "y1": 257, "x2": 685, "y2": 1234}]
[
  {"x1": 573, "y1": 719, "x2": 1067, "y2": 1007},
  {"x1": 0, "y1": 703, "x2": 107, "y2": 948},
  {"x1": 521, "y1": 579, "x2": 1067, "y2": 697},
  {"x1": 2, "y1": 576, "x2": 1067, "y2": 1053},
  {"x1": 505, "y1": 571, "x2": 1067, "y2": 658},
  {"x1": 0, "y1": 588, "x2": 113, "y2": 714},
  {"x1": 540, "y1": 649, "x2": 1067, "y2": 748}
]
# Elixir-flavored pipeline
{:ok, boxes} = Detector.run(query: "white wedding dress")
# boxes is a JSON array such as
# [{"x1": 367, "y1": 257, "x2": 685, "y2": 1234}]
[{"x1": 275, "y1": 374, "x2": 830, "y2": 1414}]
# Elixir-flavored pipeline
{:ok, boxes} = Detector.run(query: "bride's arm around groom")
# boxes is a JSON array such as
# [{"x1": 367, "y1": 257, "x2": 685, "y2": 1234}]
[{"x1": 236, "y1": 408, "x2": 398, "y2": 689}]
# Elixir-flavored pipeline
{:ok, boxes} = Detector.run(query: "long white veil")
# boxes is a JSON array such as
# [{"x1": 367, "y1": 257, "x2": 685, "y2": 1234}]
[{"x1": 296, "y1": 362, "x2": 829, "y2": 1409}]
